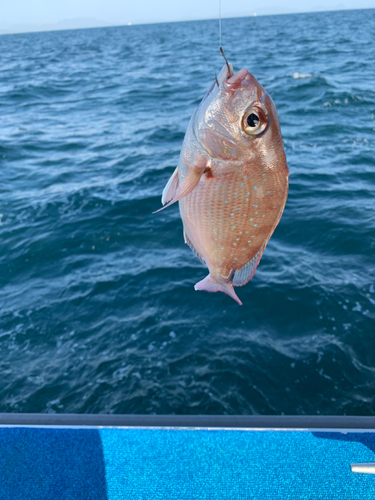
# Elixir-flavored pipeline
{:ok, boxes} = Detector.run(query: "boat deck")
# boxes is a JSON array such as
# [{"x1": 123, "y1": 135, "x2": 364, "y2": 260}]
[{"x1": 1, "y1": 414, "x2": 375, "y2": 499}]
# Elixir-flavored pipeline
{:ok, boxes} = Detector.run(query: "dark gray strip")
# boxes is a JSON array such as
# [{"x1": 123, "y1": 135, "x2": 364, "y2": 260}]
[{"x1": 0, "y1": 413, "x2": 374, "y2": 429}]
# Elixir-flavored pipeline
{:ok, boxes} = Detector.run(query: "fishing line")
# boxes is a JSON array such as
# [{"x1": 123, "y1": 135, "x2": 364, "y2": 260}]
[
  {"x1": 219, "y1": 0, "x2": 222, "y2": 48},
  {"x1": 218, "y1": 0, "x2": 230, "y2": 73}
]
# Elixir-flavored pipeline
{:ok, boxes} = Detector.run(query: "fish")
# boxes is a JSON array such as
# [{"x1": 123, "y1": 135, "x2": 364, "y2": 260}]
[{"x1": 156, "y1": 56, "x2": 289, "y2": 305}]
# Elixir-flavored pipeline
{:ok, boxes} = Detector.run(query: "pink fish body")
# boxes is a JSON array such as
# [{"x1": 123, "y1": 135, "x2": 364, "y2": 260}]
[{"x1": 157, "y1": 62, "x2": 289, "y2": 305}]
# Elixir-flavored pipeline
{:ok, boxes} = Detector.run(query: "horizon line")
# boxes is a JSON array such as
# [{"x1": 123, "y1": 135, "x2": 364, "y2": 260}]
[{"x1": 0, "y1": 6, "x2": 373, "y2": 37}]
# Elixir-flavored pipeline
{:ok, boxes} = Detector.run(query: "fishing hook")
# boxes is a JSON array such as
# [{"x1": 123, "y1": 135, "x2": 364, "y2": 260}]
[{"x1": 220, "y1": 46, "x2": 231, "y2": 75}]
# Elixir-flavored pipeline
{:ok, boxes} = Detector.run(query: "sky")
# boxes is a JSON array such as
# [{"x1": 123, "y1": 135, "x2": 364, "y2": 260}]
[{"x1": 1, "y1": 0, "x2": 375, "y2": 33}]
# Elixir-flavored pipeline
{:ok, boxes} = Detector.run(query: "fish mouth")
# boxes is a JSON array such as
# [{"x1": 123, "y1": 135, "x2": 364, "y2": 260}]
[
  {"x1": 227, "y1": 68, "x2": 250, "y2": 86},
  {"x1": 218, "y1": 65, "x2": 252, "y2": 89},
  {"x1": 227, "y1": 68, "x2": 250, "y2": 83},
  {"x1": 203, "y1": 64, "x2": 246, "y2": 102},
  {"x1": 217, "y1": 63, "x2": 233, "y2": 85}
]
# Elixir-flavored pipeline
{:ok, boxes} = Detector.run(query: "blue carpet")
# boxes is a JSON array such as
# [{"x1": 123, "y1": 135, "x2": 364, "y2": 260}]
[
  {"x1": 0, "y1": 428, "x2": 107, "y2": 499},
  {"x1": 0, "y1": 427, "x2": 375, "y2": 499},
  {"x1": 100, "y1": 429, "x2": 375, "y2": 499}
]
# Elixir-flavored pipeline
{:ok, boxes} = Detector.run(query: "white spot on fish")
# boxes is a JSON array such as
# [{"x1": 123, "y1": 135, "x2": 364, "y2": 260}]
[
  {"x1": 233, "y1": 243, "x2": 237, "y2": 246},
  {"x1": 254, "y1": 186, "x2": 257, "y2": 189}
]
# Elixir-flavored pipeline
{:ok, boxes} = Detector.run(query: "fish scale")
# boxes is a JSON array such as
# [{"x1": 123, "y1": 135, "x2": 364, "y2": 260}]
[{"x1": 182, "y1": 167, "x2": 279, "y2": 276}]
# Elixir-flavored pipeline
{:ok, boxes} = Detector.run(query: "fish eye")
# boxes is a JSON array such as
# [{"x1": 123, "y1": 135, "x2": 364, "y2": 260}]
[
  {"x1": 247, "y1": 113, "x2": 259, "y2": 127},
  {"x1": 242, "y1": 107, "x2": 267, "y2": 136}
]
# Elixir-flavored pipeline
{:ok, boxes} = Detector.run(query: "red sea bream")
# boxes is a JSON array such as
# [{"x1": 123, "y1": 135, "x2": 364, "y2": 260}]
[{"x1": 157, "y1": 61, "x2": 289, "y2": 305}]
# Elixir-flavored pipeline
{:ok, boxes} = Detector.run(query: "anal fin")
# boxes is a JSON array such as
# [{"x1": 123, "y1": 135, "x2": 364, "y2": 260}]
[
  {"x1": 232, "y1": 244, "x2": 266, "y2": 287},
  {"x1": 184, "y1": 230, "x2": 206, "y2": 265}
]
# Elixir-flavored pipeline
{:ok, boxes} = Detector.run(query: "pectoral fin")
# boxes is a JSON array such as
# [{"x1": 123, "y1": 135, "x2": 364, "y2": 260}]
[
  {"x1": 161, "y1": 167, "x2": 179, "y2": 205},
  {"x1": 154, "y1": 167, "x2": 202, "y2": 213}
]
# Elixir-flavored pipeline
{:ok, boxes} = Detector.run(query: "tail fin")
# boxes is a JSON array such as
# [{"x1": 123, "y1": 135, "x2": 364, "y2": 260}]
[{"x1": 194, "y1": 274, "x2": 242, "y2": 305}]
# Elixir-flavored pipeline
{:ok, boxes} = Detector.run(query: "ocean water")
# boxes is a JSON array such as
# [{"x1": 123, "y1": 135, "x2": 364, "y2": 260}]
[{"x1": 1, "y1": 9, "x2": 375, "y2": 416}]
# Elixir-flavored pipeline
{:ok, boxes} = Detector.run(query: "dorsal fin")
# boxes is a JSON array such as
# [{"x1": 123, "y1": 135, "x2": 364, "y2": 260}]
[
  {"x1": 232, "y1": 244, "x2": 266, "y2": 287},
  {"x1": 184, "y1": 230, "x2": 206, "y2": 265}
]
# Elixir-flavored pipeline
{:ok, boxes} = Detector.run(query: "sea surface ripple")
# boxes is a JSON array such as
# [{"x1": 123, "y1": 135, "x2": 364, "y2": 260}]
[{"x1": 1, "y1": 9, "x2": 375, "y2": 415}]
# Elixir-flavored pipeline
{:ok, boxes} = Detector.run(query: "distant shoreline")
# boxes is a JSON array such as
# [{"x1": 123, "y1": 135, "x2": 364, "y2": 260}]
[{"x1": 1, "y1": 7, "x2": 373, "y2": 37}]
